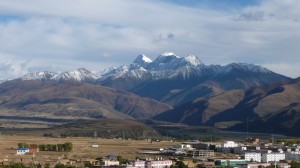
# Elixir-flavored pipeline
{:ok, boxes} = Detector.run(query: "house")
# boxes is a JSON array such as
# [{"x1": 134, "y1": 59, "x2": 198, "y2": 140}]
[
  {"x1": 92, "y1": 144, "x2": 99, "y2": 148},
  {"x1": 16, "y1": 148, "x2": 29, "y2": 155},
  {"x1": 101, "y1": 160, "x2": 120, "y2": 166},
  {"x1": 28, "y1": 146, "x2": 39, "y2": 153}
]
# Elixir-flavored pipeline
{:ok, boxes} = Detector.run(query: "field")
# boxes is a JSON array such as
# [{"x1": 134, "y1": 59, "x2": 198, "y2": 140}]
[{"x1": 0, "y1": 135, "x2": 177, "y2": 165}]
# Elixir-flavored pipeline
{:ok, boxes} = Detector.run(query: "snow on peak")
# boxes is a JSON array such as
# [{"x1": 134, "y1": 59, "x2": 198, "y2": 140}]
[
  {"x1": 140, "y1": 54, "x2": 152, "y2": 63},
  {"x1": 183, "y1": 54, "x2": 202, "y2": 66},
  {"x1": 224, "y1": 63, "x2": 272, "y2": 73},
  {"x1": 21, "y1": 71, "x2": 57, "y2": 80},
  {"x1": 54, "y1": 67, "x2": 98, "y2": 81},
  {"x1": 133, "y1": 54, "x2": 152, "y2": 66},
  {"x1": 160, "y1": 52, "x2": 179, "y2": 57}
]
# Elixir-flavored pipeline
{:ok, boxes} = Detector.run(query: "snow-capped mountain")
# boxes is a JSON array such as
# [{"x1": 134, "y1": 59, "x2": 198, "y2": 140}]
[
  {"x1": 220, "y1": 63, "x2": 272, "y2": 74},
  {"x1": 54, "y1": 67, "x2": 98, "y2": 81},
  {"x1": 97, "y1": 53, "x2": 289, "y2": 106},
  {"x1": 21, "y1": 68, "x2": 98, "y2": 82},
  {"x1": 133, "y1": 54, "x2": 152, "y2": 67},
  {"x1": 22, "y1": 71, "x2": 58, "y2": 80},
  {"x1": 17, "y1": 52, "x2": 290, "y2": 106}
]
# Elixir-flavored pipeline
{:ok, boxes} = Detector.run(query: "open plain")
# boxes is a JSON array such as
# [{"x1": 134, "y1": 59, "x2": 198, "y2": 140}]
[{"x1": 0, "y1": 135, "x2": 176, "y2": 164}]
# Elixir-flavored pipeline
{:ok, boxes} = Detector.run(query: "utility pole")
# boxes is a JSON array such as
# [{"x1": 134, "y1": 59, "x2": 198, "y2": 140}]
[{"x1": 246, "y1": 117, "x2": 249, "y2": 138}]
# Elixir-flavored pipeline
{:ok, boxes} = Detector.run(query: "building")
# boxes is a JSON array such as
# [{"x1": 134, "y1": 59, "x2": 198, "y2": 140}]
[
  {"x1": 237, "y1": 163, "x2": 271, "y2": 168},
  {"x1": 173, "y1": 144, "x2": 193, "y2": 150},
  {"x1": 215, "y1": 159, "x2": 247, "y2": 167},
  {"x1": 223, "y1": 141, "x2": 239, "y2": 148},
  {"x1": 189, "y1": 150, "x2": 214, "y2": 158},
  {"x1": 92, "y1": 144, "x2": 99, "y2": 148},
  {"x1": 286, "y1": 151, "x2": 300, "y2": 161},
  {"x1": 145, "y1": 159, "x2": 172, "y2": 168},
  {"x1": 101, "y1": 160, "x2": 120, "y2": 166},
  {"x1": 234, "y1": 146, "x2": 247, "y2": 154},
  {"x1": 16, "y1": 148, "x2": 29, "y2": 155},
  {"x1": 129, "y1": 158, "x2": 172, "y2": 168},
  {"x1": 261, "y1": 152, "x2": 285, "y2": 163},
  {"x1": 244, "y1": 152, "x2": 262, "y2": 162},
  {"x1": 28, "y1": 146, "x2": 39, "y2": 153},
  {"x1": 130, "y1": 160, "x2": 146, "y2": 168}
]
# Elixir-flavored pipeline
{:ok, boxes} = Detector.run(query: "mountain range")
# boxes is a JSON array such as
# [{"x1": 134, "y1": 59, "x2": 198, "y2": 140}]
[
  {"x1": 0, "y1": 52, "x2": 298, "y2": 136},
  {"x1": 18, "y1": 53, "x2": 289, "y2": 106}
]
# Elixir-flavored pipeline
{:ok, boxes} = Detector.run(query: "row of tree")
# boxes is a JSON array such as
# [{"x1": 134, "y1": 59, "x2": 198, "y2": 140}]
[{"x1": 17, "y1": 142, "x2": 73, "y2": 152}]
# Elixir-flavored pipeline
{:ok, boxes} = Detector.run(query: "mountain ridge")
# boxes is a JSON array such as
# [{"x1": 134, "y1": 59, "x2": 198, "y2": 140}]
[
  {"x1": 14, "y1": 53, "x2": 290, "y2": 106},
  {"x1": 153, "y1": 78, "x2": 300, "y2": 136}
]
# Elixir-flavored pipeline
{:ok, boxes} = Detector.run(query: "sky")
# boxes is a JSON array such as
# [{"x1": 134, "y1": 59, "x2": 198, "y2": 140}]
[{"x1": 0, "y1": 0, "x2": 300, "y2": 79}]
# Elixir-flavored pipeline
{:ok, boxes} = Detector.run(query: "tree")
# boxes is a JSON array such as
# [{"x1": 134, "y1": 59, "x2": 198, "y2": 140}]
[
  {"x1": 63, "y1": 142, "x2": 73, "y2": 152},
  {"x1": 177, "y1": 161, "x2": 188, "y2": 168},
  {"x1": 84, "y1": 162, "x2": 93, "y2": 168},
  {"x1": 117, "y1": 155, "x2": 127, "y2": 164},
  {"x1": 10, "y1": 163, "x2": 26, "y2": 168},
  {"x1": 45, "y1": 163, "x2": 50, "y2": 168},
  {"x1": 291, "y1": 160, "x2": 300, "y2": 168},
  {"x1": 18, "y1": 143, "x2": 28, "y2": 148}
]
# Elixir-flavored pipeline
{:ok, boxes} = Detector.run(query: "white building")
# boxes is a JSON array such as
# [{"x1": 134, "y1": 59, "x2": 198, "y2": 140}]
[
  {"x1": 130, "y1": 160, "x2": 146, "y2": 168},
  {"x1": 130, "y1": 159, "x2": 172, "y2": 168},
  {"x1": 16, "y1": 148, "x2": 29, "y2": 155},
  {"x1": 173, "y1": 144, "x2": 193, "y2": 150},
  {"x1": 223, "y1": 141, "x2": 239, "y2": 148},
  {"x1": 91, "y1": 144, "x2": 99, "y2": 148},
  {"x1": 101, "y1": 160, "x2": 120, "y2": 166},
  {"x1": 244, "y1": 152, "x2": 262, "y2": 162},
  {"x1": 261, "y1": 152, "x2": 285, "y2": 163},
  {"x1": 145, "y1": 159, "x2": 172, "y2": 168}
]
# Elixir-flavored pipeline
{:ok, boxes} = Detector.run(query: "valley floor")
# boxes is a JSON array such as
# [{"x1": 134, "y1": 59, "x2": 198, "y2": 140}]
[{"x1": 0, "y1": 135, "x2": 176, "y2": 166}]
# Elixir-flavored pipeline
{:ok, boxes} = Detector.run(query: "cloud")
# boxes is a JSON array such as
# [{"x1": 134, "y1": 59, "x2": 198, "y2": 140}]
[
  {"x1": 0, "y1": 57, "x2": 30, "y2": 80},
  {"x1": 0, "y1": 0, "x2": 299, "y2": 78},
  {"x1": 231, "y1": 11, "x2": 275, "y2": 21}
]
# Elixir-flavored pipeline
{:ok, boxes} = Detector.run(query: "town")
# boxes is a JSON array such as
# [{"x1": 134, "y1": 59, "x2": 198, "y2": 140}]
[{"x1": 1, "y1": 135, "x2": 300, "y2": 168}]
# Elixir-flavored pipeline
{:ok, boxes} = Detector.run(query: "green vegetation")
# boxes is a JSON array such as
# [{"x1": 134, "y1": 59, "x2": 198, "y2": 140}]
[
  {"x1": 0, "y1": 163, "x2": 26, "y2": 168},
  {"x1": 277, "y1": 138, "x2": 300, "y2": 145},
  {"x1": 54, "y1": 163, "x2": 76, "y2": 168},
  {"x1": 17, "y1": 142, "x2": 73, "y2": 152},
  {"x1": 171, "y1": 161, "x2": 188, "y2": 168},
  {"x1": 84, "y1": 162, "x2": 93, "y2": 168},
  {"x1": 117, "y1": 155, "x2": 128, "y2": 164},
  {"x1": 291, "y1": 161, "x2": 300, "y2": 168}
]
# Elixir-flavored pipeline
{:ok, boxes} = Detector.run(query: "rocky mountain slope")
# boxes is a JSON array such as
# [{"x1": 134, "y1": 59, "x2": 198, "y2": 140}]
[
  {"x1": 0, "y1": 80, "x2": 171, "y2": 122},
  {"x1": 98, "y1": 53, "x2": 290, "y2": 106},
  {"x1": 153, "y1": 77, "x2": 300, "y2": 136},
  {"x1": 18, "y1": 53, "x2": 290, "y2": 107}
]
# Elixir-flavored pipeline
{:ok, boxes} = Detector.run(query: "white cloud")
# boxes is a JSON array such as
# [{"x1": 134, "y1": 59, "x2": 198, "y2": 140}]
[{"x1": 0, "y1": 0, "x2": 299, "y2": 78}]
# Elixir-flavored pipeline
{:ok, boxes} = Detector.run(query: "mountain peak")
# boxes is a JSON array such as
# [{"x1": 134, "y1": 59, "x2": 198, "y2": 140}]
[
  {"x1": 133, "y1": 54, "x2": 152, "y2": 66},
  {"x1": 160, "y1": 52, "x2": 179, "y2": 57},
  {"x1": 225, "y1": 63, "x2": 272, "y2": 73},
  {"x1": 183, "y1": 54, "x2": 202, "y2": 66}
]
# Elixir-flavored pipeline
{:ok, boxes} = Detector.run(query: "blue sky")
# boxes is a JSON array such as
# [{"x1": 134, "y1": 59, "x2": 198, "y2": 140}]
[
  {"x1": 165, "y1": 0, "x2": 260, "y2": 9},
  {"x1": 0, "y1": 0, "x2": 300, "y2": 79}
]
